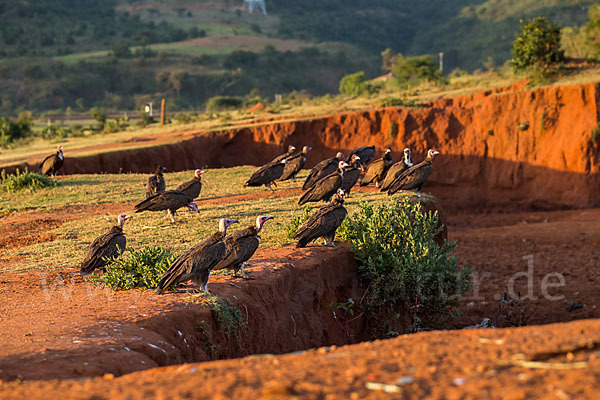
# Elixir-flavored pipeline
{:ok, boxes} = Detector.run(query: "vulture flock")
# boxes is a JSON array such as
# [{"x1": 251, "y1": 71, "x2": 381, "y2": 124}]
[{"x1": 40, "y1": 141, "x2": 438, "y2": 294}]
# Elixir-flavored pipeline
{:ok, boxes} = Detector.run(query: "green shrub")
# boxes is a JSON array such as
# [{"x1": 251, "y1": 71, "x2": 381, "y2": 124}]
[
  {"x1": 205, "y1": 96, "x2": 244, "y2": 112},
  {"x1": 88, "y1": 246, "x2": 176, "y2": 291},
  {"x1": 392, "y1": 54, "x2": 443, "y2": 88},
  {"x1": 40, "y1": 125, "x2": 71, "y2": 139},
  {"x1": 89, "y1": 107, "x2": 107, "y2": 129},
  {"x1": 592, "y1": 122, "x2": 600, "y2": 144},
  {"x1": 1, "y1": 168, "x2": 57, "y2": 192},
  {"x1": 136, "y1": 113, "x2": 154, "y2": 128},
  {"x1": 0, "y1": 115, "x2": 31, "y2": 145},
  {"x1": 339, "y1": 71, "x2": 378, "y2": 97},
  {"x1": 511, "y1": 17, "x2": 564, "y2": 73},
  {"x1": 337, "y1": 198, "x2": 471, "y2": 336},
  {"x1": 286, "y1": 205, "x2": 314, "y2": 238}
]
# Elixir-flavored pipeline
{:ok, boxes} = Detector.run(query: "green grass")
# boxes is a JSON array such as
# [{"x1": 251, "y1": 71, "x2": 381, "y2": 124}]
[{"x1": 0, "y1": 166, "x2": 395, "y2": 272}]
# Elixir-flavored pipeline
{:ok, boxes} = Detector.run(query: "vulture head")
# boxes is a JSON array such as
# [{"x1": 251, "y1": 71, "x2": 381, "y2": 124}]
[
  {"x1": 302, "y1": 146, "x2": 312, "y2": 154},
  {"x1": 384, "y1": 148, "x2": 391, "y2": 154},
  {"x1": 337, "y1": 188, "x2": 346, "y2": 199},
  {"x1": 194, "y1": 169, "x2": 204, "y2": 179},
  {"x1": 219, "y1": 218, "x2": 238, "y2": 235},
  {"x1": 427, "y1": 149, "x2": 440, "y2": 160},
  {"x1": 57, "y1": 145, "x2": 64, "y2": 153},
  {"x1": 335, "y1": 152, "x2": 344, "y2": 160},
  {"x1": 155, "y1": 165, "x2": 167, "y2": 174},
  {"x1": 117, "y1": 213, "x2": 132, "y2": 229},
  {"x1": 288, "y1": 145, "x2": 297, "y2": 153},
  {"x1": 255, "y1": 215, "x2": 273, "y2": 233},
  {"x1": 350, "y1": 154, "x2": 361, "y2": 165},
  {"x1": 187, "y1": 202, "x2": 199, "y2": 213},
  {"x1": 403, "y1": 148, "x2": 413, "y2": 167}
]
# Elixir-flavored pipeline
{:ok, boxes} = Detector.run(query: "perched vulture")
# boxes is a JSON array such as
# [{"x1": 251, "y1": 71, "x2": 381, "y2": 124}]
[
  {"x1": 360, "y1": 149, "x2": 392, "y2": 187},
  {"x1": 347, "y1": 146, "x2": 376, "y2": 170},
  {"x1": 387, "y1": 149, "x2": 440, "y2": 195},
  {"x1": 295, "y1": 189, "x2": 347, "y2": 247},
  {"x1": 270, "y1": 145, "x2": 296, "y2": 163},
  {"x1": 245, "y1": 159, "x2": 288, "y2": 191},
  {"x1": 213, "y1": 215, "x2": 273, "y2": 279},
  {"x1": 176, "y1": 169, "x2": 204, "y2": 200},
  {"x1": 146, "y1": 166, "x2": 167, "y2": 198},
  {"x1": 278, "y1": 146, "x2": 312, "y2": 182},
  {"x1": 340, "y1": 154, "x2": 362, "y2": 195},
  {"x1": 379, "y1": 148, "x2": 414, "y2": 191},
  {"x1": 298, "y1": 161, "x2": 348, "y2": 205},
  {"x1": 39, "y1": 145, "x2": 64, "y2": 177},
  {"x1": 80, "y1": 213, "x2": 131, "y2": 276},
  {"x1": 155, "y1": 218, "x2": 238, "y2": 294},
  {"x1": 302, "y1": 152, "x2": 344, "y2": 190},
  {"x1": 134, "y1": 190, "x2": 199, "y2": 223}
]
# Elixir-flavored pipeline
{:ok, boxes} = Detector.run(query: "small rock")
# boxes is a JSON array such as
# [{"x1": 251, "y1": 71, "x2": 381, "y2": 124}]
[
  {"x1": 395, "y1": 376, "x2": 414, "y2": 385},
  {"x1": 453, "y1": 378, "x2": 466, "y2": 386},
  {"x1": 568, "y1": 300, "x2": 583, "y2": 311}
]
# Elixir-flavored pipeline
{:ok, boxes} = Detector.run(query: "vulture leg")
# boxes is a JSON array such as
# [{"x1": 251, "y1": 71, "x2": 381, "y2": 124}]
[
  {"x1": 240, "y1": 263, "x2": 252, "y2": 280},
  {"x1": 291, "y1": 175, "x2": 297, "y2": 183},
  {"x1": 266, "y1": 183, "x2": 274, "y2": 191},
  {"x1": 375, "y1": 181, "x2": 381, "y2": 188},
  {"x1": 167, "y1": 209, "x2": 177, "y2": 223}
]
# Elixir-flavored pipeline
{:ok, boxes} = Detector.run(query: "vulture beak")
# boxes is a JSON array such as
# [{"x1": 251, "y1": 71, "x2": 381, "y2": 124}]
[
  {"x1": 57, "y1": 146, "x2": 64, "y2": 151},
  {"x1": 162, "y1": 166, "x2": 168, "y2": 172},
  {"x1": 188, "y1": 203, "x2": 199, "y2": 213},
  {"x1": 432, "y1": 150, "x2": 440, "y2": 155}
]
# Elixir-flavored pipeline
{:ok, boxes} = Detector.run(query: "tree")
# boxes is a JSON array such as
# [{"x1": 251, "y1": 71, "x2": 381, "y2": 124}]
[
  {"x1": 511, "y1": 17, "x2": 564, "y2": 72},
  {"x1": 392, "y1": 54, "x2": 442, "y2": 87},
  {"x1": 339, "y1": 71, "x2": 378, "y2": 97},
  {"x1": 111, "y1": 39, "x2": 132, "y2": 59},
  {"x1": 583, "y1": 4, "x2": 600, "y2": 59},
  {"x1": 90, "y1": 107, "x2": 107, "y2": 129}
]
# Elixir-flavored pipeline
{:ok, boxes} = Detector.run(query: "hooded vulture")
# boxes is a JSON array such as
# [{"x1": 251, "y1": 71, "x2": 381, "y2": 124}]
[
  {"x1": 155, "y1": 218, "x2": 238, "y2": 294},
  {"x1": 298, "y1": 161, "x2": 348, "y2": 205},
  {"x1": 80, "y1": 213, "x2": 131, "y2": 276},
  {"x1": 302, "y1": 152, "x2": 344, "y2": 190},
  {"x1": 379, "y1": 148, "x2": 414, "y2": 191},
  {"x1": 347, "y1": 145, "x2": 376, "y2": 171},
  {"x1": 278, "y1": 146, "x2": 312, "y2": 182},
  {"x1": 176, "y1": 169, "x2": 204, "y2": 200},
  {"x1": 213, "y1": 215, "x2": 273, "y2": 279},
  {"x1": 134, "y1": 190, "x2": 199, "y2": 223},
  {"x1": 340, "y1": 154, "x2": 362, "y2": 195},
  {"x1": 270, "y1": 145, "x2": 296, "y2": 163},
  {"x1": 39, "y1": 145, "x2": 64, "y2": 177},
  {"x1": 387, "y1": 149, "x2": 440, "y2": 195},
  {"x1": 360, "y1": 149, "x2": 392, "y2": 187},
  {"x1": 146, "y1": 166, "x2": 167, "y2": 198},
  {"x1": 295, "y1": 189, "x2": 347, "y2": 247},
  {"x1": 245, "y1": 159, "x2": 288, "y2": 191}
]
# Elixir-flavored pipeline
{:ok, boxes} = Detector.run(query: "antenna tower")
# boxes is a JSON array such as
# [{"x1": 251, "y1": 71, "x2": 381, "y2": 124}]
[{"x1": 243, "y1": 0, "x2": 267, "y2": 16}]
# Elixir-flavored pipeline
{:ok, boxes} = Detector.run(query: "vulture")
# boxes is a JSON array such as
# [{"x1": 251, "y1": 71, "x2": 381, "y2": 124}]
[
  {"x1": 302, "y1": 152, "x2": 344, "y2": 190},
  {"x1": 155, "y1": 218, "x2": 238, "y2": 294},
  {"x1": 245, "y1": 159, "x2": 288, "y2": 191},
  {"x1": 360, "y1": 149, "x2": 393, "y2": 187},
  {"x1": 387, "y1": 149, "x2": 440, "y2": 195},
  {"x1": 278, "y1": 146, "x2": 312, "y2": 182},
  {"x1": 298, "y1": 160, "x2": 348, "y2": 206},
  {"x1": 134, "y1": 190, "x2": 199, "y2": 223},
  {"x1": 270, "y1": 145, "x2": 296, "y2": 163},
  {"x1": 80, "y1": 213, "x2": 131, "y2": 276},
  {"x1": 176, "y1": 169, "x2": 204, "y2": 200},
  {"x1": 146, "y1": 166, "x2": 167, "y2": 198},
  {"x1": 39, "y1": 145, "x2": 64, "y2": 177},
  {"x1": 347, "y1": 145, "x2": 376, "y2": 170},
  {"x1": 340, "y1": 154, "x2": 362, "y2": 196},
  {"x1": 213, "y1": 215, "x2": 273, "y2": 279},
  {"x1": 379, "y1": 148, "x2": 414, "y2": 191},
  {"x1": 295, "y1": 189, "x2": 347, "y2": 247}
]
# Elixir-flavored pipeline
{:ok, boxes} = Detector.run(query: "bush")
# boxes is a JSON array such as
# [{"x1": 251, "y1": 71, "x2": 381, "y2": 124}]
[
  {"x1": 0, "y1": 115, "x2": 31, "y2": 145},
  {"x1": 189, "y1": 294, "x2": 244, "y2": 338},
  {"x1": 1, "y1": 168, "x2": 57, "y2": 192},
  {"x1": 337, "y1": 198, "x2": 471, "y2": 336},
  {"x1": 511, "y1": 17, "x2": 564, "y2": 73},
  {"x1": 205, "y1": 96, "x2": 244, "y2": 112},
  {"x1": 89, "y1": 107, "x2": 107, "y2": 129},
  {"x1": 88, "y1": 246, "x2": 176, "y2": 291},
  {"x1": 339, "y1": 71, "x2": 378, "y2": 97},
  {"x1": 392, "y1": 54, "x2": 443, "y2": 88},
  {"x1": 286, "y1": 205, "x2": 314, "y2": 238},
  {"x1": 40, "y1": 125, "x2": 71, "y2": 139}
]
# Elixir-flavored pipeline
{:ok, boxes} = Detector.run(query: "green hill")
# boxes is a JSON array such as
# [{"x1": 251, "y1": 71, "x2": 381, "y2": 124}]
[{"x1": 0, "y1": 0, "x2": 595, "y2": 114}]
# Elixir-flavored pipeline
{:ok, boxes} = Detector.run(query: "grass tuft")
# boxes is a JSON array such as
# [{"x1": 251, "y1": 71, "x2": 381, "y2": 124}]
[{"x1": 0, "y1": 169, "x2": 57, "y2": 193}]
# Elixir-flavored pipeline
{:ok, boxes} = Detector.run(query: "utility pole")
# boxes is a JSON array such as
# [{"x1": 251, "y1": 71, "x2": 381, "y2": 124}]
[
  {"x1": 439, "y1": 52, "x2": 444, "y2": 73},
  {"x1": 160, "y1": 98, "x2": 166, "y2": 126}
]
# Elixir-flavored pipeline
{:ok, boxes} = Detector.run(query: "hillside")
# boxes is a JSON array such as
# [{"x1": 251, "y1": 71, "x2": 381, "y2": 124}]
[{"x1": 0, "y1": 0, "x2": 596, "y2": 115}]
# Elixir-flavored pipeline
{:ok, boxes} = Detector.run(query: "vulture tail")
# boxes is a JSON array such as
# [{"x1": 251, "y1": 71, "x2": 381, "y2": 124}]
[
  {"x1": 298, "y1": 190, "x2": 310, "y2": 206},
  {"x1": 80, "y1": 259, "x2": 100, "y2": 276},
  {"x1": 295, "y1": 236, "x2": 311, "y2": 248},
  {"x1": 155, "y1": 264, "x2": 183, "y2": 294}
]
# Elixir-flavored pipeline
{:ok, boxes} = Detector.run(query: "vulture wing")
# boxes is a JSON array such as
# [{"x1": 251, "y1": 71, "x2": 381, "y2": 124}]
[
  {"x1": 279, "y1": 153, "x2": 305, "y2": 181},
  {"x1": 388, "y1": 164, "x2": 432, "y2": 194},
  {"x1": 298, "y1": 172, "x2": 341, "y2": 205},
  {"x1": 80, "y1": 228, "x2": 126, "y2": 275},
  {"x1": 135, "y1": 191, "x2": 191, "y2": 212},
  {"x1": 176, "y1": 179, "x2": 202, "y2": 199},
  {"x1": 341, "y1": 167, "x2": 361, "y2": 193},
  {"x1": 379, "y1": 161, "x2": 409, "y2": 191},
  {"x1": 39, "y1": 154, "x2": 56, "y2": 175},
  {"x1": 213, "y1": 227, "x2": 259, "y2": 271},
  {"x1": 294, "y1": 204, "x2": 347, "y2": 247}
]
